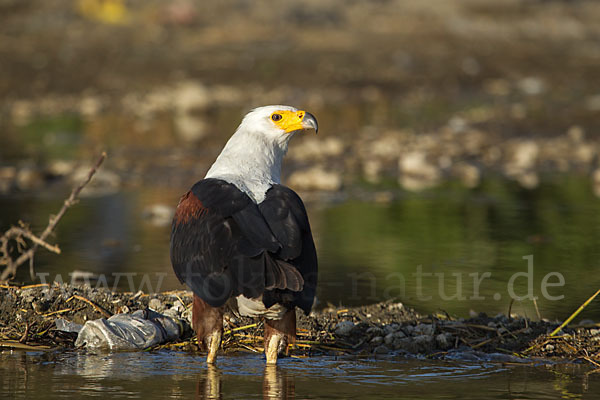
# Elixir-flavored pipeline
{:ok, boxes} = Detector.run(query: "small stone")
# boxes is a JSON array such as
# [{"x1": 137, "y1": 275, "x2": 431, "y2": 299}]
[
  {"x1": 393, "y1": 330, "x2": 406, "y2": 339},
  {"x1": 289, "y1": 137, "x2": 344, "y2": 161},
  {"x1": 334, "y1": 321, "x2": 355, "y2": 336},
  {"x1": 373, "y1": 344, "x2": 390, "y2": 354},
  {"x1": 47, "y1": 160, "x2": 75, "y2": 177},
  {"x1": 142, "y1": 204, "x2": 175, "y2": 227},
  {"x1": 393, "y1": 337, "x2": 418, "y2": 353},
  {"x1": 32, "y1": 301, "x2": 50, "y2": 313},
  {"x1": 132, "y1": 291, "x2": 144, "y2": 300},
  {"x1": 452, "y1": 162, "x2": 480, "y2": 188},
  {"x1": 370, "y1": 336, "x2": 384, "y2": 345},
  {"x1": 173, "y1": 81, "x2": 209, "y2": 112},
  {"x1": 387, "y1": 303, "x2": 404, "y2": 311},
  {"x1": 16, "y1": 165, "x2": 43, "y2": 191},
  {"x1": 544, "y1": 344, "x2": 555, "y2": 352},
  {"x1": 399, "y1": 152, "x2": 441, "y2": 191},
  {"x1": 402, "y1": 325, "x2": 414, "y2": 336},
  {"x1": 71, "y1": 167, "x2": 121, "y2": 193},
  {"x1": 413, "y1": 335, "x2": 435, "y2": 352},
  {"x1": 384, "y1": 333, "x2": 395, "y2": 345},
  {"x1": 366, "y1": 327, "x2": 383, "y2": 336},
  {"x1": 384, "y1": 324, "x2": 398, "y2": 335},
  {"x1": 148, "y1": 298, "x2": 164, "y2": 312},
  {"x1": 287, "y1": 166, "x2": 342, "y2": 191},
  {"x1": 413, "y1": 324, "x2": 434, "y2": 336},
  {"x1": 518, "y1": 76, "x2": 545, "y2": 95},
  {"x1": 436, "y1": 333, "x2": 453, "y2": 350},
  {"x1": 0, "y1": 166, "x2": 16, "y2": 194}
]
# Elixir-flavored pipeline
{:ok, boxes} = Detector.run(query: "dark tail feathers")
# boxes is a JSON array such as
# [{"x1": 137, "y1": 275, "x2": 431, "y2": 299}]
[{"x1": 264, "y1": 256, "x2": 304, "y2": 292}]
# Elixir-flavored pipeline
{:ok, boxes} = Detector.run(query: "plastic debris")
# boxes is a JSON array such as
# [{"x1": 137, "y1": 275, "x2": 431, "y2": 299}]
[
  {"x1": 75, "y1": 309, "x2": 182, "y2": 350},
  {"x1": 55, "y1": 318, "x2": 84, "y2": 333}
]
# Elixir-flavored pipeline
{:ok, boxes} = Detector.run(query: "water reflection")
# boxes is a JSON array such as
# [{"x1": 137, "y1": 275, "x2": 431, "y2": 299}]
[
  {"x1": 262, "y1": 366, "x2": 295, "y2": 400},
  {"x1": 1, "y1": 351, "x2": 598, "y2": 399},
  {"x1": 197, "y1": 365, "x2": 221, "y2": 400},
  {"x1": 196, "y1": 365, "x2": 295, "y2": 400}
]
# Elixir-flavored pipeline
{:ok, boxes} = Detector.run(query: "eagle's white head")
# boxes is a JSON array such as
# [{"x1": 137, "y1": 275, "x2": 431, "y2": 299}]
[{"x1": 205, "y1": 105, "x2": 318, "y2": 202}]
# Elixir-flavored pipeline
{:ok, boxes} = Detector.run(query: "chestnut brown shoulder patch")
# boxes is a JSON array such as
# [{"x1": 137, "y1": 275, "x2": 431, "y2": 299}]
[{"x1": 174, "y1": 191, "x2": 206, "y2": 224}]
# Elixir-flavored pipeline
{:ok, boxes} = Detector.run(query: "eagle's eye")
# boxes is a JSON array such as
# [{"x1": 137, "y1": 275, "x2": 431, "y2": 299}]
[{"x1": 271, "y1": 113, "x2": 282, "y2": 122}]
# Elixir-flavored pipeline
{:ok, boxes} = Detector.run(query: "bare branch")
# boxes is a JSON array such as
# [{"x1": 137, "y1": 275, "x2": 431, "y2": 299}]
[{"x1": 0, "y1": 152, "x2": 107, "y2": 282}]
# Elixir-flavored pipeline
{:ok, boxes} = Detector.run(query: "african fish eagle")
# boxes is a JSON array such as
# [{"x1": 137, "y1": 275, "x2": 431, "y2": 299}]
[{"x1": 170, "y1": 105, "x2": 319, "y2": 364}]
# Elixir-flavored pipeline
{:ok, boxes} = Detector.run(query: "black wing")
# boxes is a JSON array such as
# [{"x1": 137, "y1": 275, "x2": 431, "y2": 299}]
[
  {"x1": 170, "y1": 179, "x2": 318, "y2": 314},
  {"x1": 259, "y1": 184, "x2": 318, "y2": 314}
]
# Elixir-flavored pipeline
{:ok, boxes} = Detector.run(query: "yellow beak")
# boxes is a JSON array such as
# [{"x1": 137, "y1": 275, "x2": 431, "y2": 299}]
[{"x1": 282, "y1": 110, "x2": 319, "y2": 134}]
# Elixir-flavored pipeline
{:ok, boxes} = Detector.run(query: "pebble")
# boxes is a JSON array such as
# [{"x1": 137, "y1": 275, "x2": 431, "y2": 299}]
[
  {"x1": 287, "y1": 166, "x2": 342, "y2": 191},
  {"x1": 436, "y1": 333, "x2": 453, "y2": 350},
  {"x1": 386, "y1": 303, "x2": 404, "y2": 311},
  {"x1": 71, "y1": 167, "x2": 121, "y2": 194},
  {"x1": 413, "y1": 335, "x2": 435, "y2": 352},
  {"x1": 370, "y1": 336, "x2": 384, "y2": 345},
  {"x1": 334, "y1": 321, "x2": 355, "y2": 336},
  {"x1": 16, "y1": 165, "x2": 43, "y2": 191},
  {"x1": 366, "y1": 327, "x2": 383, "y2": 336},
  {"x1": 452, "y1": 162, "x2": 480, "y2": 188},
  {"x1": 289, "y1": 137, "x2": 344, "y2": 161},
  {"x1": 373, "y1": 344, "x2": 390, "y2": 354},
  {"x1": 399, "y1": 152, "x2": 441, "y2": 191},
  {"x1": 384, "y1": 333, "x2": 395, "y2": 345},
  {"x1": 402, "y1": 325, "x2": 414, "y2": 336},
  {"x1": 142, "y1": 204, "x2": 175, "y2": 227},
  {"x1": 0, "y1": 166, "x2": 16, "y2": 194},
  {"x1": 32, "y1": 300, "x2": 50, "y2": 313},
  {"x1": 383, "y1": 324, "x2": 399, "y2": 335},
  {"x1": 148, "y1": 298, "x2": 164, "y2": 312},
  {"x1": 393, "y1": 337, "x2": 418, "y2": 353},
  {"x1": 386, "y1": 331, "x2": 406, "y2": 347},
  {"x1": 413, "y1": 324, "x2": 434, "y2": 336}
]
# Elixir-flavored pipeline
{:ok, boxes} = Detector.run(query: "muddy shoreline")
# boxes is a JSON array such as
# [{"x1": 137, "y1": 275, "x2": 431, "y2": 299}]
[{"x1": 1, "y1": 283, "x2": 598, "y2": 366}]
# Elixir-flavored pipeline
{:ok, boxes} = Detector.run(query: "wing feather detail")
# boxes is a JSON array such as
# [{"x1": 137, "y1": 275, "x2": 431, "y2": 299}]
[{"x1": 170, "y1": 179, "x2": 317, "y2": 313}]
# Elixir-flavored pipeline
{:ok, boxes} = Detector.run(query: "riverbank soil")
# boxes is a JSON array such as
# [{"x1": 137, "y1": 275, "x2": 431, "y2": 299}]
[{"x1": 1, "y1": 284, "x2": 598, "y2": 366}]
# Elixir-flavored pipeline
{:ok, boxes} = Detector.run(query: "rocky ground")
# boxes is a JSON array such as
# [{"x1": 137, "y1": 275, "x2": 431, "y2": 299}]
[{"x1": 1, "y1": 283, "x2": 599, "y2": 366}]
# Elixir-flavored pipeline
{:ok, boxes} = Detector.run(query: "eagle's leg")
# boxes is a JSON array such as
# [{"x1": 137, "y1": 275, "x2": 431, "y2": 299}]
[
  {"x1": 264, "y1": 308, "x2": 296, "y2": 365},
  {"x1": 192, "y1": 294, "x2": 224, "y2": 364}
]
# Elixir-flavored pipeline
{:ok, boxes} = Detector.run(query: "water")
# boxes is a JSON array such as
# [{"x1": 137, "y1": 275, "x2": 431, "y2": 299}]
[
  {"x1": 2, "y1": 174, "x2": 600, "y2": 398},
  {"x1": 1, "y1": 350, "x2": 597, "y2": 399},
  {"x1": 1, "y1": 176, "x2": 599, "y2": 321}
]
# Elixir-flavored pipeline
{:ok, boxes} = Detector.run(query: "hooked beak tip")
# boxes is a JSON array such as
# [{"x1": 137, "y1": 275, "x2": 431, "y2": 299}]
[{"x1": 303, "y1": 111, "x2": 318, "y2": 134}]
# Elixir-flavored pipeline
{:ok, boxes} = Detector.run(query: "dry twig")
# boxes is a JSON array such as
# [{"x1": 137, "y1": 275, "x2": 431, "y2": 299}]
[
  {"x1": 67, "y1": 294, "x2": 112, "y2": 318},
  {"x1": 0, "y1": 152, "x2": 107, "y2": 282}
]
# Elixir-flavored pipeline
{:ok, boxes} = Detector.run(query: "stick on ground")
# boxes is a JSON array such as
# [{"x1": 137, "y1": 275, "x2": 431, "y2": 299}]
[{"x1": 550, "y1": 288, "x2": 600, "y2": 336}]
